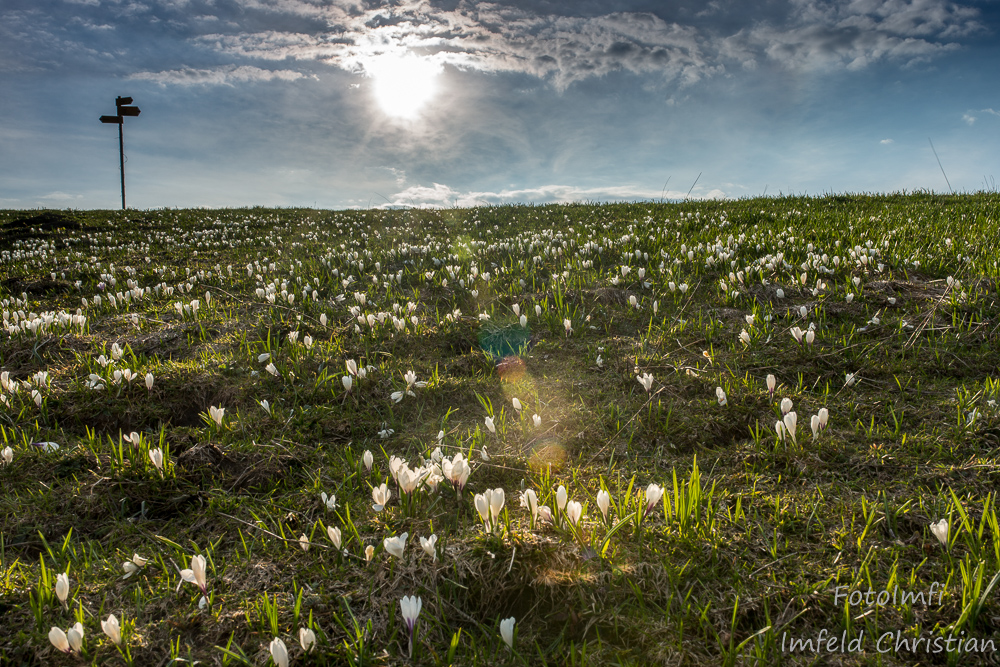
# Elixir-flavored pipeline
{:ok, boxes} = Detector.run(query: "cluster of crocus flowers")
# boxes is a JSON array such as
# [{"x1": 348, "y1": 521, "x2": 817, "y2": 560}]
[
  {"x1": 810, "y1": 408, "x2": 830, "y2": 440},
  {"x1": 441, "y1": 453, "x2": 471, "y2": 491},
  {"x1": 49, "y1": 622, "x2": 84, "y2": 653},
  {"x1": 474, "y1": 488, "x2": 505, "y2": 534},
  {"x1": 790, "y1": 325, "x2": 816, "y2": 346},
  {"x1": 520, "y1": 489, "x2": 547, "y2": 528}
]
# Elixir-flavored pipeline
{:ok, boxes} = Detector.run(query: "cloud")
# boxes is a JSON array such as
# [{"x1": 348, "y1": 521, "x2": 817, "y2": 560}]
[
  {"x1": 181, "y1": 0, "x2": 982, "y2": 90},
  {"x1": 721, "y1": 0, "x2": 980, "y2": 72},
  {"x1": 880, "y1": 138, "x2": 893, "y2": 144},
  {"x1": 373, "y1": 182, "x2": 727, "y2": 208},
  {"x1": 128, "y1": 65, "x2": 313, "y2": 85},
  {"x1": 39, "y1": 192, "x2": 83, "y2": 200},
  {"x1": 963, "y1": 108, "x2": 1000, "y2": 126},
  {"x1": 2, "y1": 0, "x2": 985, "y2": 90}
]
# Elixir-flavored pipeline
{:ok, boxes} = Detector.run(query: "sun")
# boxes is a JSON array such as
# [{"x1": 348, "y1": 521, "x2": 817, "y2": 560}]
[{"x1": 367, "y1": 53, "x2": 442, "y2": 120}]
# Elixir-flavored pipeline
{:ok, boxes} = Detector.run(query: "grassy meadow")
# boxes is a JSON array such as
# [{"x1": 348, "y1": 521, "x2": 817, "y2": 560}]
[{"x1": 1, "y1": 193, "x2": 999, "y2": 665}]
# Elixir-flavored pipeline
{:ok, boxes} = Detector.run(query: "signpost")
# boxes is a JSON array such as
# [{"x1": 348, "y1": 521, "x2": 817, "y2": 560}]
[{"x1": 100, "y1": 96, "x2": 141, "y2": 210}]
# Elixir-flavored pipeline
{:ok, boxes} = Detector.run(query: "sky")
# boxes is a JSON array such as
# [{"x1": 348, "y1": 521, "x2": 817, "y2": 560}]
[{"x1": 1, "y1": 0, "x2": 998, "y2": 210}]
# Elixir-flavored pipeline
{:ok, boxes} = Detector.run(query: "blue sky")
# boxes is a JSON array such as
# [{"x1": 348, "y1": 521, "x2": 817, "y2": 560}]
[{"x1": 2, "y1": 0, "x2": 998, "y2": 209}]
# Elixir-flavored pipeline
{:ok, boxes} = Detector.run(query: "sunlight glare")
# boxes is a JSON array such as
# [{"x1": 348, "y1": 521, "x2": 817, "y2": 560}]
[{"x1": 367, "y1": 53, "x2": 441, "y2": 120}]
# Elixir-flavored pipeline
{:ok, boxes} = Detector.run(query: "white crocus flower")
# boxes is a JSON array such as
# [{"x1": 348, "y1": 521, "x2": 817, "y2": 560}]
[
  {"x1": 299, "y1": 627, "x2": 316, "y2": 653},
  {"x1": 208, "y1": 405, "x2": 225, "y2": 426},
  {"x1": 597, "y1": 489, "x2": 611, "y2": 521},
  {"x1": 372, "y1": 483, "x2": 391, "y2": 511},
  {"x1": 384, "y1": 532, "x2": 408, "y2": 559},
  {"x1": 67, "y1": 622, "x2": 85, "y2": 652},
  {"x1": 362, "y1": 449, "x2": 374, "y2": 471},
  {"x1": 565, "y1": 500, "x2": 583, "y2": 526},
  {"x1": 149, "y1": 447, "x2": 164, "y2": 472},
  {"x1": 49, "y1": 626, "x2": 71, "y2": 652},
  {"x1": 556, "y1": 485, "x2": 568, "y2": 512},
  {"x1": 180, "y1": 554, "x2": 208, "y2": 595},
  {"x1": 55, "y1": 573, "x2": 70, "y2": 604},
  {"x1": 101, "y1": 614, "x2": 121, "y2": 645},
  {"x1": 500, "y1": 617, "x2": 516, "y2": 650},
  {"x1": 1, "y1": 446, "x2": 12, "y2": 465},
  {"x1": 783, "y1": 411, "x2": 798, "y2": 446},
  {"x1": 420, "y1": 534, "x2": 438, "y2": 561},
  {"x1": 269, "y1": 637, "x2": 289, "y2": 667},
  {"x1": 930, "y1": 519, "x2": 949, "y2": 548},
  {"x1": 474, "y1": 493, "x2": 490, "y2": 526},
  {"x1": 484, "y1": 416, "x2": 496, "y2": 433},
  {"x1": 321, "y1": 492, "x2": 337, "y2": 511},
  {"x1": 400, "y1": 595, "x2": 422, "y2": 656},
  {"x1": 643, "y1": 483, "x2": 664, "y2": 517},
  {"x1": 716, "y1": 387, "x2": 727, "y2": 406}
]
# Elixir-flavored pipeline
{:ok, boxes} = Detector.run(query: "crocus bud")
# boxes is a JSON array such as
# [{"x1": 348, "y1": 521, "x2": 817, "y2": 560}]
[
  {"x1": 55, "y1": 573, "x2": 70, "y2": 603},
  {"x1": 269, "y1": 637, "x2": 289, "y2": 667},
  {"x1": 299, "y1": 627, "x2": 316, "y2": 653},
  {"x1": 500, "y1": 616, "x2": 516, "y2": 650},
  {"x1": 596, "y1": 489, "x2": 610, "y2": 520}
]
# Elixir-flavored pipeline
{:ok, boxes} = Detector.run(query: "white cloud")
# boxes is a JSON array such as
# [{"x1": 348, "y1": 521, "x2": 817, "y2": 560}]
[
  {"x1": 880, "y1": 138, "x2": 893, "y2": 144},
  {"x1": 963, "y1": 113, "x2": 976, "y2": 125},
  {"x1": 39, "y1": 192, "x2": 83, "y2": 200},
  {"x1": 128, "y1": 65, "x2": 313, "y2": 86},
  {"x1": 373, "y1": 182, "x2": 727, "y2": 208}
]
